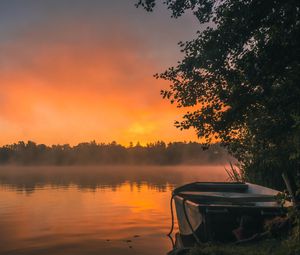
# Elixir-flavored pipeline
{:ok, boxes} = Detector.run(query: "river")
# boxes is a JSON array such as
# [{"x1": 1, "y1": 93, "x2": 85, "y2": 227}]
[{"x1": 0, "y1": 165, "x2": 227, "y2": 255}]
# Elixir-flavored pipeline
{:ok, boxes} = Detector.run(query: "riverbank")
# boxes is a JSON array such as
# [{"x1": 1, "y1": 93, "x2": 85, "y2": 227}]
[
  {"x1": 188, "y1": 212, "x2": 300, "y2": 255},
  {"x1": 189, "y1": 237, "x2": 300, "y2": 255}
]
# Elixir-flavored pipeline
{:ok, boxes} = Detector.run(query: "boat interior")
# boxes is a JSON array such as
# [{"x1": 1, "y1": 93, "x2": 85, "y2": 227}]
[
  {"x1": 174, "y1": 182, "x2": 282, "y2": 206},
  {"x1": 174, "y1": 182, "x2": 288, "y2": 243}
]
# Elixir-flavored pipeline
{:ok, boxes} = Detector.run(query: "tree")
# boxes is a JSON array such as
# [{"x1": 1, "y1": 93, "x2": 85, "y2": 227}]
[{"x1": 137, "y1": 0, "x2": 300, "y2": 188}]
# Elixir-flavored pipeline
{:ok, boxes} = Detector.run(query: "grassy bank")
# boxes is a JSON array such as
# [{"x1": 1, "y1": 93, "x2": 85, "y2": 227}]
[
  {"x1": 189, "y1": 210, "x2": 300, "y2": 255},
  {"x1": 189, "y1": 238, "x2": 300, "y2": 255}
]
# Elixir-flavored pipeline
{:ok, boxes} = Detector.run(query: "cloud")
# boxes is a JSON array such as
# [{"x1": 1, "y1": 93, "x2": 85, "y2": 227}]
[{"x1": 0, "y1": 6, "x2": 198, "y2": 145}]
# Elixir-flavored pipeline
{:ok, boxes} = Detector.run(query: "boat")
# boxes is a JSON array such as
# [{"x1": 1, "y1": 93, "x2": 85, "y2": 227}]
[{"x1": 170, "y1": 182, "x2": 292, "y2": 244}]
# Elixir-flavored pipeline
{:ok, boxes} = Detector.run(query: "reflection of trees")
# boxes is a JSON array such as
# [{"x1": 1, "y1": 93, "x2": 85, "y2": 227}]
[
  {"x1": 0, "y1": 165, "x2": 227, "y2": 193},
  {"x1": 0, "y1": 141, "x2": 232, "y2": 165},
  {"x1": 0, "y1": 166, "x2": 192, "y2": 193}
]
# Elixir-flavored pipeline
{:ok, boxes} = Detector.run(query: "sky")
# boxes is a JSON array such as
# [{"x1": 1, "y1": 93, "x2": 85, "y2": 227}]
[{"x1": 0, "y1": 0, "x2": 202, "y2": 146}]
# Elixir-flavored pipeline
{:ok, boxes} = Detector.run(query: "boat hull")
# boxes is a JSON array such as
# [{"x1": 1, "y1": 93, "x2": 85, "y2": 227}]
[{"x1": 172, "y1": 182, "x2": 290, "y2": 242}]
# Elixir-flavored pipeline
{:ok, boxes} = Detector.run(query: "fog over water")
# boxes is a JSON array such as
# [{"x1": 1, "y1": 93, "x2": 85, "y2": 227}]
[
  {"x1": 0, "y1": 165, "x2": 227, "y2": 255},
  {"x1": 0, "y1": 165, "x2": 228, "y2": 192}
]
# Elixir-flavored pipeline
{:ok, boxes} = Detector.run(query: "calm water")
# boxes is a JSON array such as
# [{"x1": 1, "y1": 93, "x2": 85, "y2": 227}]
[{"x1": 0, "y1": 165, "x2": 227, "y2": 255}]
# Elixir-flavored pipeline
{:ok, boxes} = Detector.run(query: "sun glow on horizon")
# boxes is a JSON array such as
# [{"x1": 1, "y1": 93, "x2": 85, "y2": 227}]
[{"x1": 0, "y1": 1, "x2": 200, "y2": 146}]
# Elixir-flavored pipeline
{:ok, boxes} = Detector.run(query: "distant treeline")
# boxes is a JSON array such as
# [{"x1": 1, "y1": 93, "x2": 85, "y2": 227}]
[{"x1": 0, "y1": 141, "x2": 233, "y2": 165}]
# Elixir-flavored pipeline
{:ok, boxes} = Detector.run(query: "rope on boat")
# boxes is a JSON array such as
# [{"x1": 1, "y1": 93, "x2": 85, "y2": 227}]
[
  {"x1": 167, "y1": 184, "x2": 201, "y2": 245},
  {"x1": 167, "y1": 183, "x2": 197, "y2": 237},
  {"x1": 167, "y1": 189, "x2": 201, "y2": 245},
  {"x1": 182, "y1": 198, "x2": 201, "y2": 245},
  {"x1": 167, "y1": 194, "x2": 175, "y2": 236},
  {"x1": 167, "y1": 232, "x2": 175, "y2": 248}
]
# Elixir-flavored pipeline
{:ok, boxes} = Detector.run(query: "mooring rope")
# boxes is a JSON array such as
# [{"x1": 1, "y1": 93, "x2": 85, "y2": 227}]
[
  {"x1": 167, "y1": 194, "x2": 175, "y2": 236},
  {"x1": 182, "y1": 198, "x2": 201, "y2": 245},
  {"x1": 167, "y1": 192, "x2": 201, "y2": 245}
]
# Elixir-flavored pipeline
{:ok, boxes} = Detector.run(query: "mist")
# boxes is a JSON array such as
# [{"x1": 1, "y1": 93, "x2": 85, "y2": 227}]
[{"x1": 0, "y1": 165, "x2": 228, "y2": 193}]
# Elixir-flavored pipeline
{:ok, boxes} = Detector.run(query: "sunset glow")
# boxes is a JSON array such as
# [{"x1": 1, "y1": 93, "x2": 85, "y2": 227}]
[{"x1": 0, "y1": 0, "x2": 200, "y2": 146}]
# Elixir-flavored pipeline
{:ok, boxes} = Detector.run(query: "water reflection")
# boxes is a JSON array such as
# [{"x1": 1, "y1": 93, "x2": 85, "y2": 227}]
[
  {"x1": 0, "y1": 165, "x2": 227, "y2": 193},
  {"x1": 0, "y1": 166, "x2": 226, "y2": 255}
]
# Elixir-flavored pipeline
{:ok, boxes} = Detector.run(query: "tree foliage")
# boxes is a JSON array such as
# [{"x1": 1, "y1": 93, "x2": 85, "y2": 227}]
[{"x1": 137, "y1": 0, "x2": 300, "y2": 188}]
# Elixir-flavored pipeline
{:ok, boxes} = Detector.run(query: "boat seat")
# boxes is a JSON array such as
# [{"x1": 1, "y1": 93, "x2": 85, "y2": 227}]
[
  {"x1": 178, "y1": 191, "x2": 278, "y2": 203},
  {"x1": 174, "y1": 182, "x2": 249, "y2": 193}
]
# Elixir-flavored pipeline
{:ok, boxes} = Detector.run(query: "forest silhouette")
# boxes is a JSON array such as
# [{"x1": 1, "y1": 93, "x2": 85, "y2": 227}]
[{"x1": 0, "y1": 141, "x2": 232, "y2": 165}]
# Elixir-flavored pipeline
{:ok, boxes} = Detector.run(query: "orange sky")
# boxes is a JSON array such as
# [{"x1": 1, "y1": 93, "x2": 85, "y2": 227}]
[{"x1": 0, "y1": 1, "x2": 201, "y2": 146}]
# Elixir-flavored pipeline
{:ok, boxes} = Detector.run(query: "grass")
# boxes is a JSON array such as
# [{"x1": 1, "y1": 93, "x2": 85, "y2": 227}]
[
  {"x1": 188, "y1": 238, "x2": 300, "y2": 255},
  {"x1": 224, "y1": 162, "x2": 245, "y2": 182}
]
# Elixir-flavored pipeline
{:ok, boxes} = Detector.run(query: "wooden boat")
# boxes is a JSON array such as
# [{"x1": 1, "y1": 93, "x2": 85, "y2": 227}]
[{"x1": 171, "y1": 182, "x2": 291, "y2": 243}]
